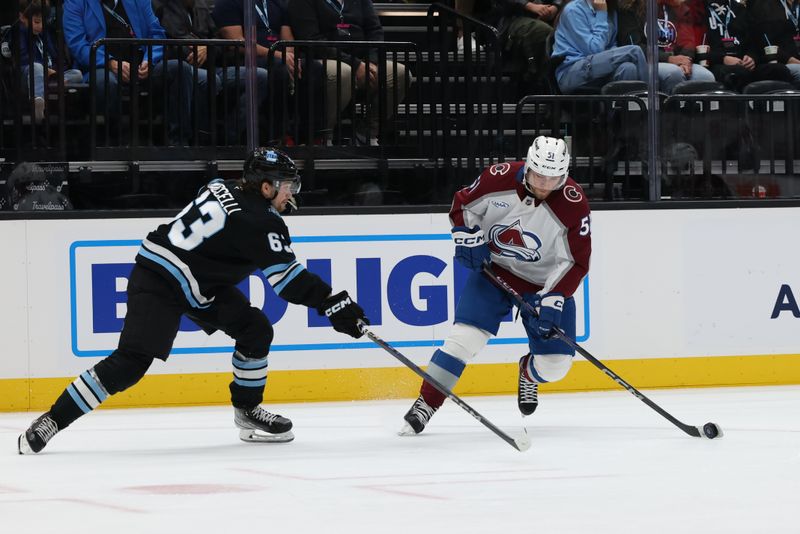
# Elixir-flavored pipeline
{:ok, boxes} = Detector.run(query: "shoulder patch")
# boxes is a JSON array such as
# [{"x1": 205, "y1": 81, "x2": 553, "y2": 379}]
[
  {"x1": 489, "y1": 162, "x2": 512, "y2": 176},
  {"x1": 563, "y1": 185, "x2": 583, "y2": 203}
]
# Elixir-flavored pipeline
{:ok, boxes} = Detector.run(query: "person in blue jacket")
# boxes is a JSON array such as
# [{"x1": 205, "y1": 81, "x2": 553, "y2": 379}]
[
  {"x1": 553, "y1": 0, "x2": 648, "y2": 93},
  {"x1": 62, "y1": 0, "x2": 195, "y2": 144},
  {"x1": 15, "y1": 0, "x2": 83, "y2": 122}
]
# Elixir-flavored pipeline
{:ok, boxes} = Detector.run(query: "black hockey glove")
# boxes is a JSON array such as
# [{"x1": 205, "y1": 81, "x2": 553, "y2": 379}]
[{"x1": 318, "y1": 291, "x2": 368, "y2": 339}]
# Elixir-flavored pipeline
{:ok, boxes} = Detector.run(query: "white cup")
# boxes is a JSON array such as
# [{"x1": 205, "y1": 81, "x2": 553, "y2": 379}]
[
  {"x1": 764, "y1": 45, "x2": 778, "y2": 63},
  {"x1": 695, "y1": 44, "x2": 710, "y2": 67}
]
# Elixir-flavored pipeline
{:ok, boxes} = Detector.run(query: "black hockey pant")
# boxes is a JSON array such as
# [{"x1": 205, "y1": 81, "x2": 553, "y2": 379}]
[{"x1": 49, "y1": 265, "x2": 273, "y2": 430}]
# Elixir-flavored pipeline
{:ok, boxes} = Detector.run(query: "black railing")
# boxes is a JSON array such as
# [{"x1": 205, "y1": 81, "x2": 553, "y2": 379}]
[
  {"x1": 514, "y1": 92, "x2": 800, "y2": 200},
  {"x1": 426, "y1": 2, "x2": 503, "y2": 183},
  {"x1": 88, "y1": 38, "x2": 249, "y2": 161},
  {"x1": 515, "y1": 94, "x2": 649, "y2": 200}
]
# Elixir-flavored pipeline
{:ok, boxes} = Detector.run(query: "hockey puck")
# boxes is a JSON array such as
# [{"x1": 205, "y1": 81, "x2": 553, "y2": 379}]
[
  {"x1": 515, "y1": 434, "x2": 532, "y2": 452},
  {"x1": 703, "y1": 422, "x2": 721, "y2": 439}
]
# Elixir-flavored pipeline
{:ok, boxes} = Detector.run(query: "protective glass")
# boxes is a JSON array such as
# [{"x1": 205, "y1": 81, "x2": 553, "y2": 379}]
[{"x1": 525, "y1": 169, "x2": 563, "y2": 192}]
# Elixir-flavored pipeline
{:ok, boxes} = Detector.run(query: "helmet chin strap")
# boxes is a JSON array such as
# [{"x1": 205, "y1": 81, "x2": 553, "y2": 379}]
[{"x1": 523, "y1": 177, "x2": 536, "y2": 196}]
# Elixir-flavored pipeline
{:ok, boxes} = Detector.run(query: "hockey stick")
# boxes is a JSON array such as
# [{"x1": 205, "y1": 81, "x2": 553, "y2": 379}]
[
  {"x1": 482, "y1": 265, "x2": 723, "y2": 440},
  {"x1": 357, "y1": 320, "x2": 532, "y2": 452}
]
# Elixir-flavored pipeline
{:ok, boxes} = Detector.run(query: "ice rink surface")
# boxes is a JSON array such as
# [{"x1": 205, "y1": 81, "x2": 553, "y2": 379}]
[{"x1": 2, "y1": 385, "x2": 799, "y2": 533}]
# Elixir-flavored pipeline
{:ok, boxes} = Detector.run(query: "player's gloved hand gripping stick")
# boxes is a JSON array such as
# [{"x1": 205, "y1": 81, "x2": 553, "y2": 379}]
[
  {"x1": 357, "y1": 320, "x2": 532, "y2": 452},
  {"x1": 318, "y1": 291, "x2": 368, "y2": 338},
  {"x1": 482, "y1": 264, "x2": 723, "y2": 440}
]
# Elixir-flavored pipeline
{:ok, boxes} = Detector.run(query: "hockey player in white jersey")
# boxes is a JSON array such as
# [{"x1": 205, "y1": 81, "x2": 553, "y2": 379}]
[{"x1": 401, "y1": 136, "x2": 592, "y2": 435}]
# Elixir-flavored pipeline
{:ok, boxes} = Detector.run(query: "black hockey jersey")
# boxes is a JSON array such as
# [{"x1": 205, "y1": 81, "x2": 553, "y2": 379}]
[{"x1": 135, "y1": 179, "x2": 332, "y2": 309}]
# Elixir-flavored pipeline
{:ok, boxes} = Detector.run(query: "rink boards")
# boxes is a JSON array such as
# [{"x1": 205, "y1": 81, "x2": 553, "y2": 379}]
[{"x1": 1, "y1": 207, "x2": 799, "y2": 410}]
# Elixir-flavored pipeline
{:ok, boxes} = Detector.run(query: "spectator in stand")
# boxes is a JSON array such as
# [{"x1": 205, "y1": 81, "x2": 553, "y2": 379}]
[
  {"x1": 152, "y1": 0, "x2": 268, "y2": 143},
  {"x1": 553, "y1": 0, "x2": 648, "y2": 94},
  {"x1": 473, "y1": 0, "x2": 562, "y2": 91},
  {"x1": 62, "y1": 0, "x2": 195, "y2": 145},
  {"x1": 617, "y1": 0, "x2": 715, "y2": 94},
  {"x1": 702, "y1": 0, "x2": 793, "y2": 91},
  {"x1": 288, "y1": 0, "x2": 408, "y2": 145},
  {"x1": 747, "y1": 0, "x2": 800, "y2": 88},
  {"x1": 213, "y1": 0, "x2": 324, "y2": 144},
  {"x1": 15, "y1": 0, "x2": 83, "y2": 122}
]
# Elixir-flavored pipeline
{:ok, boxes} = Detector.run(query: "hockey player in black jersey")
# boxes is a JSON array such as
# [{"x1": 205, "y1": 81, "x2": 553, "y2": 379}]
[{"x1": 18, "y1": 147, "x2": 369, "y2": 454}]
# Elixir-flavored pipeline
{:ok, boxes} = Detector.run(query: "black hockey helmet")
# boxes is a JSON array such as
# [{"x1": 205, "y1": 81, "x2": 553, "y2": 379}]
[{"x1": 243, "y1": 147, "x2": 301, "y2": 194}]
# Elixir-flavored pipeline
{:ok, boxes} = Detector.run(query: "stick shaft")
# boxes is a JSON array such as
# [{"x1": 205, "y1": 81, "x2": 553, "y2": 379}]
[
  {"x1": 482, "y1": 266, "x2": 702, "y2": 438},
  {"x1": 359, "y1": 321, "x2": 529, "y2": 450}
]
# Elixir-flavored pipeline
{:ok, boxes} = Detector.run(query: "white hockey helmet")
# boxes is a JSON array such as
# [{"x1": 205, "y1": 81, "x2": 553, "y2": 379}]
[{"x1": 524, "y1": 136, "x2": 570, "y2": 192}]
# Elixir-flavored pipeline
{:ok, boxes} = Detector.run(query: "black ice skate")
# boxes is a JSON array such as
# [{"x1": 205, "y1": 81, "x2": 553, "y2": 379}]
[
  {"x1": 18, "y1": 412, "x2": 59, "y2": 454},
  {"x1": 518, "y1": 354, "x2": 539, "y2": 416},
  {"x1": 399, "y1": 395, "x2": 439, "y2": 435},
  {"x1": 234, "y1": 406, "x2": 294, "y2": 443}
]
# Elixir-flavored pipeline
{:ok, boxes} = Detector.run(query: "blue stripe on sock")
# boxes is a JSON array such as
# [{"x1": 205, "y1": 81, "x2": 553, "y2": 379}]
[
  {"x1": 426, "y1": 362, "x2": 460, "y2": 390},
  {"x1": 232, "y1": 355, "x2": 269, "y2": 369},
  {"x1": 81, "y1": 372, "x2": 108, "y2": 402},
  {"x1": 234, "y1": 377, "x2": 267, "y2": 387},
  {"x1": 527, "y1": 357, "x2": 548, "y2": 383},
  {"x1": 430, "y1": 349, "x2": 466, "y2": 377},
  {"x1": 67, "y1": 384, "x2": 92, "y2": 414}
]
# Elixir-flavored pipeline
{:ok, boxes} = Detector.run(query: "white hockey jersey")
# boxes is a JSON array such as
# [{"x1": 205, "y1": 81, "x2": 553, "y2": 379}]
[{"x1": 450, "y1": 161, "x2": 592, "y2": 297}]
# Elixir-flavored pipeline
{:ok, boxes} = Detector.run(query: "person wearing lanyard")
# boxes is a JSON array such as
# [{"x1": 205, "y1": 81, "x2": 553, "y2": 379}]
[
  {"x1": 288, "y1": 0, "x2": 408, "y2": 146},
  {"x1": 747, "y1": 0, "x2": 800, "y2": 88},
  {"x1": 15, "y1": 0, "x2": 83, "y2": 123},
  {"x1": 702, "y1": 0, "x2": 793, "y2": 91},
  {"x1": 213, "y1": 0, "x2": 326, "y2": 144},
  {"x1": 62, "y1": 0, "x2": 196, "y2": 145},
  {"x1": 153, "y1": 0, "x2": 269, "y2": 145}
]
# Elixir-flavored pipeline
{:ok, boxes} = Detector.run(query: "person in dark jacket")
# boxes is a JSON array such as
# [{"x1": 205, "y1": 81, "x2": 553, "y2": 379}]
[
  {"x1": 213, "y1": 0, "x2": 325, "y2": 144},
  {"x1": 747, "y1": 0, "x2": 800, "y2": 87},
  {"x1": 703, "y1": 0, "x2": 792, "y2": 91},
  {"x1": 152, "y1": 0, "x2": 268, "y2": 143},
  {"x1": 474, "y1": 0, "x2": 561, "y2": 90},
  {"x1": 15, "y1": 0, "x2": 83, "y2": 122},
  {"x1": 617, "y1": 0, "x2": 715, "y2": 94},
  {"x1": 288, "y1": 0, "x2": 407, "y2": 145}
]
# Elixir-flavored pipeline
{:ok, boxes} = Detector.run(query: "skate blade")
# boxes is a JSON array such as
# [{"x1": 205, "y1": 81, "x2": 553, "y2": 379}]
[
  {"x1": 18, "y1": 434, "x2": 34, "y2": 455},
  {"x1": 238, "y1": 429, "x2": 295, "y2": 443},
  {"x1": 397, "y1": 422, "x2": 419, "y2": 436}
]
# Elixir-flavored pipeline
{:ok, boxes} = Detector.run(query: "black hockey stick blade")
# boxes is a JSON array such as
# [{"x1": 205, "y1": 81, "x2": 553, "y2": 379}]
[
  {"x1": 482, "y1": 265, "x2": 723, "y2": 440},
  {"x1": 357, "y1": 320, "x2": 531, "y2": 452}
]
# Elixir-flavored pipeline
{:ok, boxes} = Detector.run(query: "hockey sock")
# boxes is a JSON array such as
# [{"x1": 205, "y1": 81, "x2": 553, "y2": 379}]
[
  {"x1": 420, "y1": 349, "x2": 466, "y2": 408},
  {"x1": 49, "y1": 351, "x2": 153, "y2": 430},
  {"x1": 522, "y1": 354, "x2": 548, "y2": 383},
  {"x1": 229, "y1": 351, "x2": 269, "y2": 409},
  {"x1": 49, "y1": 369, "x2": 111, "y2": 430}
]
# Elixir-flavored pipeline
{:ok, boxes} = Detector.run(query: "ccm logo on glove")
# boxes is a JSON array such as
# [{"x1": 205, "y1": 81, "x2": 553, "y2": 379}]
[
  {"x1": 452, "y1": 234, "x2": 485, "y2": 246},
  {"x1": 318, "y1": 291, "x2": 368, "y2": 339},
  {"x1": 452, "y1": 226, "x2": 491, "y2": 271},
  {"x1": 324, "y1": 296, "x2": 353, "y2": 316}
]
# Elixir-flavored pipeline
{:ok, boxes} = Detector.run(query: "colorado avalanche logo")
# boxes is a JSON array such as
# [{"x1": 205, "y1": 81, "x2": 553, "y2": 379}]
[
  {"x1": 563, "y1": 185, "x2": 583, "y2": 203},
  {"x1": 489, "y1": 163, "x2": 512, "y2": 176},
  {"x1": 487, "y1": 220, "x2": 542, "y2": 262}
]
